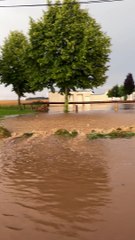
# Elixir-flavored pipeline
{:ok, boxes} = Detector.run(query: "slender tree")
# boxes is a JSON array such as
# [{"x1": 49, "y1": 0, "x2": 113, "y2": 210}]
[
  {"x1": 123, "y1": 73, "x2": 134, "y2": 100},
  {"x1": 0, "y1": 31, "x2": 34, "y2": 107},
  {"x1": 28, "y1": 0, "x2": 111, "y2": 112}
]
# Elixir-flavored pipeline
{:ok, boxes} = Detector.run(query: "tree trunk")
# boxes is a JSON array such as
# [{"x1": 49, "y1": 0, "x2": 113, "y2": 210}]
[
  {"x1": 17, "y1": 94, "x2": 22, "y2": 109},
  {"x1": 64, "y1": 87, "x2": 69, "y2": 113},
  {"x1": 124, "y1": 95, "x2": 127, "y2": 101}
]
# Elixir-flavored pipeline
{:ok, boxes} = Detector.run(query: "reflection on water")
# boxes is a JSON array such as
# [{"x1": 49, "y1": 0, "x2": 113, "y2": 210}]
[
  {"x1": 49, "y1": 103, "x2": 112, "y2": 113},
  {"x1": 0, "y1": 136, "x2": 111, "y2": 240},
  {"x1": 49, "y1": 103, "x2": 135, "y2": 113},
  {"x1": 1, "y1": 136, "x2": 135, "y2": 240}
]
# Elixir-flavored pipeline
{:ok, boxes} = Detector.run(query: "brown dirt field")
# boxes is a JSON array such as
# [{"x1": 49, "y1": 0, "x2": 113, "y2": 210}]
[
  {"x1": 0, "y1": 100, "x2": 18, "y2": 105},
  {"x1": 0, "y1": 99, "x2": 49, "y2": 106}
]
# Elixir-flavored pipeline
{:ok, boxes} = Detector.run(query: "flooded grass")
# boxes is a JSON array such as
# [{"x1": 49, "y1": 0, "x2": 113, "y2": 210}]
[
  {"x1": 87, "y1": 129, "x2": 135, "y2": 140},
  {"x1": 55, "y1": 129, "x2": 78, "y2": 138},
  {"x1": 0, "y1": 126, "x2": 11, "y2": 138},
  {"x1": 55, "y1": 128, "x2": 135, "y2": 140},
  {"x1": 22, "y1": 132, "x2": 34, "y2": 138}
]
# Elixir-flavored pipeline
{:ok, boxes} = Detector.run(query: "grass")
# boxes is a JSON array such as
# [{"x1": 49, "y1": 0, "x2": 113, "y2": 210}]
[
  {"x1": 55, "y1": 129, "x2": 78, "y2": 138},
  {"x1": 55, "y1": 128, "x2": 135, "y2": 140},
  {"x1": 0, "y1": 105, "x2": 34, "y2": 117},
  {"x1": 108, "y1": 130, "x2": 135, "y2": 139},
  {"x1": 87, "y1": 129, "x2": 135, "y2": 140},
  {"x1": 87, "y1": 132, "x2": 107, "y2": 140}
]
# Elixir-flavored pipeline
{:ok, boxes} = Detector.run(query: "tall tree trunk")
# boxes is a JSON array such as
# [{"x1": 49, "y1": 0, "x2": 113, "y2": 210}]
[
  {"x1": 64, "y1": 87, "x2": 69, "y2": 113},
  {"x1": 17, "y1": 94, "x2": 21, "y2": 109}
]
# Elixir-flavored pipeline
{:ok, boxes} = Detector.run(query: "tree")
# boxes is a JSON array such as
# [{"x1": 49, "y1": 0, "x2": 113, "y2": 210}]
[
  {"x1": 123, "y1": 73, "x2": 134, "y2": 100},
  {"x1": 0, "y1": 31, "x2": 34, "y2": 107},
  {"x1": 28, "y1": 0, "x2": 111, "y2": 112},
  {"x1": 118, "y1": 85, "x2": 125, "y2": 98},
  {"x1": 107, "y1": 84, "x2": 125, "y2": 99},
  {"x1": 107, "y1": 85, "x2": 121, "y2": 98}
]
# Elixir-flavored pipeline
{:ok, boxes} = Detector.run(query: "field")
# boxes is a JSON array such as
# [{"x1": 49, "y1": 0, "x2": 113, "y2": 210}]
[
  {"x1": 0, "y1": 100, "x2": 20, "y2": 106},
  {"x1": 0, "y1": 99, "x2": 48, "y2": 106},
  {"x1": 0, "y1": 99, "x2": 50, "y2": 116}
]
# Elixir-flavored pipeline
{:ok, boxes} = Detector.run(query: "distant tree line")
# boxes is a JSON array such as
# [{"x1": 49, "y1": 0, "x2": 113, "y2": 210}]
[{"x1": 107, "y1": 73, "x2": 135, "y2": 100}]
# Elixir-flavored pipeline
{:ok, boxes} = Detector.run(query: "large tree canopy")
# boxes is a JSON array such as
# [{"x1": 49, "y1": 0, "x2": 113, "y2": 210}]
[
  {"x1": 0, "y1": 31, "x2": 33, "y2": 106},
  {"x1": 28, "y1": 0, "x2": 111, "y2": 112}
]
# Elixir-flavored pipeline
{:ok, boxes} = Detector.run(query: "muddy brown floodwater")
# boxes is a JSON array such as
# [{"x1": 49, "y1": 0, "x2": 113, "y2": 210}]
[{"x1": 1, "y1": 111, "x2": 135, "y2": 240}]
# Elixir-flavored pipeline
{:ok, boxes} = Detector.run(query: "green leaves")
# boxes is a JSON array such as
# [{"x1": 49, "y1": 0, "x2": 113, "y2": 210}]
[
  {"x1": 28, "y1": 0, "x2": 111, "y2": 100},
  {"x1": 0, "y1": 0, "x2": 111, "y2": 111},
  {"x1": 0, "y1": 31, "x2": 34, "y2": 105},
  {"x1": 124, "y1": 73, "x2": 135, "y2": 96},
  {"x1": 107, "y1": 85, "x2": 122, "y2": 98},
  {"x1": 107, "y1": 73, "x2": 135, "y2": 99}
]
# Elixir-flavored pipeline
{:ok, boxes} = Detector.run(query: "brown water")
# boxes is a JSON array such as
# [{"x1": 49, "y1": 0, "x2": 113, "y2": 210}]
[
  {"x1": 2, "y1": 110, "x2": 135, "y2": 135},
  {"x1": 49, "y1": 103, "x2": 112, "y2": 113},
  {"x1": 1, "y1": 131, "x2": 135, "y2": 240}
]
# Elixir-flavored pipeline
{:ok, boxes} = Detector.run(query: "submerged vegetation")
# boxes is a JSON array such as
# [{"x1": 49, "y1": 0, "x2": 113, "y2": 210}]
[
  {"x1": 22, "y1": 132, "x2": 34, "y2": 138},
  {"x1": 0, "y1": 126, "x2": 11, "y2": 138},
  {"x1": 1, "y1": 125, "x2": 135, "y2": 141},
  {"x1": 55, "y1": 129, "x2": 78, "y2": 138},
  {"x1": 55, "y1": 128, "x2": 135, "y2": 140},
  {"x1": 87, "y1": 129, "x2": 135, "y2": 140}
]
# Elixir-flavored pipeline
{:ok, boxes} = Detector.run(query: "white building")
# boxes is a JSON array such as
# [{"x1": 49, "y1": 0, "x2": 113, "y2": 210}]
[
  {"x1": 49, "y1": 91, "x2": 110, "y2": 111},
  {"x1": 49, "y1": 91, "x2": 109, "y2": 102}
]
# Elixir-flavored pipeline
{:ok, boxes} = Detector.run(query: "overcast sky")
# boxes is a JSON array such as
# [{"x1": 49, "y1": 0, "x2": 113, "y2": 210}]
[{"x1": 0, "y1": 0, "x2": 134, "y2": 99}]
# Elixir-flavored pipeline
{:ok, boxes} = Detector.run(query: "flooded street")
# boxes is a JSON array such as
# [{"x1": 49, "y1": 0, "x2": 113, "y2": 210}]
[{"x1": 1, "y1": 112, "x2": 135, "y2": 239}]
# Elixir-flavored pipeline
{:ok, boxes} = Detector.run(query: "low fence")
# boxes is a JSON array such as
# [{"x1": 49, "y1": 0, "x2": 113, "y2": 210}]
[
  {"x1": 2, "y1": 99, "x2": 134, "y2": 112},
  {"x1": 24, "y1": 100, "x2": 135, "y2": 112}
]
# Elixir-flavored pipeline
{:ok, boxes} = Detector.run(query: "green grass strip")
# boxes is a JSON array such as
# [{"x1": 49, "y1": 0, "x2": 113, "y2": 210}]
[{"x1": 0, "y1": 105, "x2": 34, "y2": 117}]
